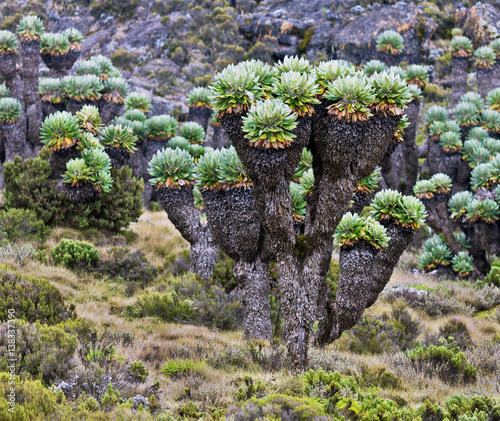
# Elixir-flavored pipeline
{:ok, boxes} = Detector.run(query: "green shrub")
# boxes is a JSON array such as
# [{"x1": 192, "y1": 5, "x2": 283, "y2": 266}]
[
  {"x1": 51, "y1": 239, "x2": 100, "y2": 269},
  {"x1": 160, "y1": 359, "x2": 204, "y2": 378},
  {"x1": 0, "y1": 267, "x2": 74, "y2": 324},
  {"x1": 484, "y1": 262, "x2": 500, "y2": 287},
  {"x1": 0, "y1": 207, "x2": 49, "y2": 243},
  {"x1": 4, "y1": 155, "x2": 143, "y2": 232}
]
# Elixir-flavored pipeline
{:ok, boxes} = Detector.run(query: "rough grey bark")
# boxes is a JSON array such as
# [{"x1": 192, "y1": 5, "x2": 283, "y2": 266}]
[
  {"x1": 21, "y1": 40, "x2": 41, "y2": 144},
  {"x1": 41, "y1": 53, "x2": 72, "y2": 77},
  {"x1": 452, "y1": 56, "x2": 469, "y2": 106},
  {"x1": 2, "y1": 121, "x2": 29, "y2": 161},
  {"x1": 209, "y1": 124, "x2": 231, "y2": 149},
  {"x1": 458, "y1": 218, "x2": 495, "y2": 275},
  {"x1": 381, "y1": 99, "x2": 420, "y2": 195},
  {"x1": 377, "y1": 51, "x2": 402, "y2": 67},
  {"x1": 157, "y1": 186, "x2": 219, "y2": 280},
  {"x1": 104, "y1": 147, "x2": 130, "y2": 169},
  {"x1": 351, "y1": 192, "x2": 372, "y2": 214},
  {"x1": 426, "y1": 135, "x2": 462, "y2": 181},
  {"x1": 42, "y1": 101, "x2": 65, "y2": 120},
  {"x1": 56, "y1": 179, "x2": 101, "y2": 203},
  {"x1": 187, "y1": 106, "x2": 212, "y2": 133},
  {"x1": 48, "y1": 146, "x2": 81, "y2": 180},
  {"x1": 99, "y1": 101, "x2": 123, "y2": 125},
  {"x1": 476, "y1": 67, "x2": 493, "y2": 99},
  {"x1": 492, "y1": 60, "x2": 500, "y2": 91}
]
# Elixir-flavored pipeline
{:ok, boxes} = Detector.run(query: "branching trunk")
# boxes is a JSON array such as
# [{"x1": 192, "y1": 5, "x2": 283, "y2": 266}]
[
  {"x1": 476, "y1": 67, "x2": 493, "y2": 99},
  {"x1": 21, "y1": 40, "x2": 41, "y2": 144},
  {"x1": 452, "y1": 56, "x2": 468, "y2": 106}
]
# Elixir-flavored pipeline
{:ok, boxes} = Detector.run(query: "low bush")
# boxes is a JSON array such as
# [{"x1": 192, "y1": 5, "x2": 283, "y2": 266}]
[
  {"x1": 51, "y1": 239, "x2": 100, "y2": 269},
  {"x1": 0, "y1": 207, "x2": 49, "y2": 244},
  {"x1": 0, "y1": 243, "x2": 34, "y2": 265},
  {"x1": 160, "y1": 359, "x2": 205, "y2": 378},
  {"x1": 0, "y1": 267, "x2": 74, "y2": 324}
]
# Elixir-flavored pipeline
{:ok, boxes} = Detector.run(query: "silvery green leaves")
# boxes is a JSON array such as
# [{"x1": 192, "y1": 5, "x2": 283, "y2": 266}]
[
  {"x1": 100, "y1": 124, "x2": 137, "y2": 153},
  {"x1": 413, "y1": 173, "x2": 453, "y2": 199},
  {"x1": 356, "y1": 167, "x2": 382, "y2": 193},
  {"x1": 452, "y1": 252, "x2": 474, "y2": 277},
  {"x1": 474, "y1": 46, "x2": 496, "y2": 69},
  {"x1": 16, "y1": 15, "x2": 44, "y2": 41},
  {"x1": 450, "y1": 36, "x2": 473, "y2": 58},
  {"x1": 179, "y1": 121, "x2": 205, "y2": 145},
  {"x1": 76, "y1": 105, "x2": 102, "y2": 135},
  {"x1": 486, "y1": 88, "x2": 500, "y2": 111},
  {"x1": 275, "y1": 55, "x2": 312, "y2": 75},
  {"x1": 63, "y1": 148, "x2": 112, "y2": 193},
  {"x1": 405, "y1": 65, "x2": 429, "y2": 88},
  {"x1": 376, "y1": 30, "x2": 404, "y2": 55},
  {"x1": 313, "y1": 60, "x2": 354, "y2": 93},
  {"x1": 187, "y1": 87, "x2": 212, "y2": 108},
  {"x1": 63, "y1": 28, "x2": 83, "y2": 50},
  {"x1": 62, "y1": 75, "x2": 103, "y2": 102},
  {"x1": 334, "y1": 212, "x2": 390, "y2": 249},
  {"x1": 273, "y1": 71, "x2": 320, "y2": 116},
  {"x1": 424, "y1": 105, "x2": 449, "y2": 126},
  {"x1": 40, "y1": 111, "x2": 82, "y2": 150},
  {"x1": 371, "y1": 189, "x2": 427, "y2": 230},
  {"x1": 0, "y1": 30, "x2": 18, "y2": 54},
  {"x1": 370, "y1": 71, "x2": 412, "y2": 116},
  {"x1": 148, "y1": 147, "x2": 195, "y2": 188},
  {"x1": 40, "y1": 33, "x2": 69, "y2": 55},
  {"x1": 145, "y1": 115, "x2": 177, "y2": 141},
  {"x1": 418, "y1": 235, "x2": 452, "y2": 271},
  {"x1": 39, "y1": 78, "x2": 65, "y2": 104},
  {"x1": 470, "y1": 155, "x2": 500, "y2": 190},
  {"x1": 454, "y1": 101, "x2": 479, "y2": 127},
  {"x1": 290, "y1": 182, "x2": 307, "y2": 222},
  {"x1": 448, "y1": 191, "x2": 474, "y2": 219},
  {"x1": 103, "y1": 78, "x2": 130, "y2": 104},
  {"x1": 0, "y1": 97, "x2": 22, "y2": 123},
  {"x1": 124, "y1": 92, "x2": 151, "y2": 113},
  {"x1": 242, "y1": 99, "x2": 297, "y2": 149}
]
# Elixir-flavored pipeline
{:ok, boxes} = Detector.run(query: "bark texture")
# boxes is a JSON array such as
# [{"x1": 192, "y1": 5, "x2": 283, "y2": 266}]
[
  {"x1": 209, "y1": 124, "x2": 231, "y2": 149},
  {"x1": 56, "y1": 179, "x2": 101, "y2": 203},
  {"x1": 476, "y1": 67, "x2": 493, "y2": 99},
  {"x1": 187, "y1": 106, "x2": 212, "y2": 133},
  {"x1": 452, "y1": 56, "x2": 468, "y2": 106},
  {"x1": 3, "y1": 121, "x2": 29, "y2": 161},
  {"x1": 104, "y1": 147, "x2": 130, "y2": 169},
  {"x1": 48, "y1": 146, "x2": 81, "y2": 180}
]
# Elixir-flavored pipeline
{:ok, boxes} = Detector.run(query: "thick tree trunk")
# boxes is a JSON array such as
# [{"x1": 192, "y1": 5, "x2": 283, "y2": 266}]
[
  {"x1": 56, "y1": 179, "x2": 101, "y2": 203},
  {"x1": 377, "y1": 51, "x2": 402, "y2": 67},
  {"x1": 48, "y1": 146, "x2": 81, "y2": 180},
  {"x1": 492, "y1": 60, "x2": 500, "y2": 91},
  {"x1": 209, "y1": 124, "x2": 231, "y2": 149},
  {"x1": 21, "y1": 41, "x2": 41, "y2": 144},
  {"x1": 157, "y1": 186, "x2": 219, "y2": 280},
  {"x1": 104, "y1": 147, "x2": 130, "y2": 169},
  {"x1": 452, "y1": 56, "x2": 468, "y2": 106},
  {"x1": 459, "y1": 218, "x2": 494, "y2": 275},
  {"x1": 187, "y1": 106, "x2": 212, "y2": 133},
  {"x1": 99, "y1": 101, "x2": 123, "y2": 125},
  {"x1": 476, "y1": 67, "x2": 493, "y2": 99},
  {"x1": 3, "y1": 121, "x2": 30, "y2": 161}
]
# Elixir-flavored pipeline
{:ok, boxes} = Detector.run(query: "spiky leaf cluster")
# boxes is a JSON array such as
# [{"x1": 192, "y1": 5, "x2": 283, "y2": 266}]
[
  {"x1": 0, "y1": 30, "x2": 18, "y2": 54},
  {"x1": 405, "y1": 65, "x2": 429, "y2": 88},
  {"x1": 40, "y1": 33, "x2": 69, "y2": 55},
  {"x1": 100, "y1": 124, "x2": 137, "y2": 153},
  {"x1": 194, "y1": 149, "x2": 221, "y2": 189},
  {"x1": 376, "y1": 30, "x2": 404, "y2": 54},
  {"x1": 124, "y1": 92, "x2": 151, "y2": 113},
  {"x1": 148, "y1": 147, "x2": 195, "y2": 188},
  {"x1": 388, "y1": 66, "x2": 407, "y2": 79},
  {"x1": 474, "y1": 46, "x2": 496, "y2": 69},
  {"x1": 102, "y1": 78, "x2": 130, "y2": 104},
  {"x1": 452, "y1": 252, "x2": 474, "y2": 277},
  {"x1": 123, "y1": 109, "x2": 147, "y2": 123},
  {"x1": 63, "y1": 148, "x2": 112, "y2": 193},
  {"x1": 432, "y1": 173, "x2": 453, "y2": 194},
  {"x1": 419, "y1": 236, "x2": 452, "y2": 270},
  {"x1": 76, "y1": 132, "x2": 103, "y2": 151},
  {"x1": 424, "y1": 105, "x2": 448, "y2": 126},
  {"x1": 413, "y1": 179, "x2": 435, "y2": 199},
  {"x1": 462, "y1": 142, "x2": 491, "y2": 168},
  {"x1": 363, "y1": 60, "x2": 387, "y2": 77},
  {"x1": 76, "y1": 105, "x2": 102, "y2": 135},
  {"x1": 217, "y1": 146, "x2": 250, "y2": 187},
  {"x1": 372, "y1": 190, "x2": 427, "y2": 229},
  {"x1": 407, "y1": 85, "x2": 423, "y2": 102},
  {"x1": 63, "y1": 28, "x2": 83, "y2": 50},
  {"x1": 466, "y1": 198, "x2": 500, "y2": 223},
  {"x1": 314, "y1": 60, "x2": 354, "y2": 92},
  {"x1": 451, "y1": 28, "x2": 463, "y2": 37},
  {"x1": 483, "y1": 138, "x2": 500, "y2": 155},
  {"x1": 39, "y1": 78, "x2": 65, "y2": 103},
  {"x1": 275, "y1": 55, "x2": 312, "y2": 75},
  {"x1": 90, "y1": 54, "x2": 121, "y2": 80},
  {"x1": 168, "y1": 136, "x2": 191, "y2": 151},
  {"x1": 179, "y1": 121, "x2": 206, "y2": 144},
  {"x1": 145, "y1": 115, "x2": 178, "y2": 141},
  {"x1": 129, "y1": 120, "x2": 147, "y2": 140},
  {"x1": 239, "y1": 59, "x2": 277, "y2": 92},
  {"x1": 290, "y1": 182, "x2": 307, "y2": 222},
  {"x1": 454, "y1": 101, "x2": 479, "y2": 126},
  {"x1": 429, "y1": 121, "x2": 447, "y2": 138},
  {"x1": 0, "y1": 84, "x2": 10, "y2": 99},
  {"x1": 481, "y1": 109, "x2": 500, "y2": 132},
  {"x1": 187, "y1": 87, "x2": 212, "y2": 108},
  {"x1": 63, "y1": 75, "x2": 103, "y2": 102},
  {"x1": 299, "y1": 168, "x2": 314, "y2": 197},
  {"x1": 325, "y1": 75, "x2": 374, "y2": 121},
  {"x1": 74, "y1": 60, "x2": 102, "y2": 77},
  {"x1": 186, "y1": 143, "x2": 206, "y2": 160},
  {"x1": 460, "y1": 92, "x2": 484, "y2": 112},
  {"x1": 16, "y1": 15, "x2": 44, "y2": 41},
  {"x1": 210, "y1": 65, "x2": 265, "y2": 116},
  {"x1": 470, "y1": 162, "x2": 494, "y2": 190},
  {"x1": 40, "y1": 111, "x2": 82, "y2": 150},
  {"x1": 414, "y1": 173, "x2": 452, "y2": 198},
  {"x1": 273, "y1": 71, "x2": 320, "y2": 116},
  {"x1": 242, "y1": 99, "x2": 297, "y2": 149},
  {"x1": 467, "y1": 127, "x2": 489, "y2": 142},
  {"x1": 485, "y1": 87, "x2": 500, "y2": 112},
  {"x1": 356, "y1": 167, "x2": 382, "y2": 193},
  {"x1": 334, "y1": 212, "x2": 390, "y2": 249},
  {"x1": 450, "y1": 36, "x2": 473, "y2": 57},
  {"x1": 293, "y1": 148, "x2": 312, "y2": 181},
  {"x1": 0, "y1": 98, "x2": 22, "y2": 123},
  {"x1": 439, "y1": 131, "x2": 462, "y2": 152},
  {"x1": 370, "y1": 71, "x2": 412, "y2": 116}
]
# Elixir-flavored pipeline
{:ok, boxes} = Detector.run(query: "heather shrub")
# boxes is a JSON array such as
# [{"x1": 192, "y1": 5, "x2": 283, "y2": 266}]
[
  {"x1": 3, "y1": 154, "x2": 143, "y2": 233},
  {"x1": 0, "y1": 208, "x2": 49, "y2": 244},
  {"x1": 484, "y1": 262, "x2": 500, "y2": 287},
  {"x1": 234, "y1": 374, "x2": 267, "y2": 401},
  {"x1": 0, "y1": 243, "x2": 35, "y2": 265},
  {"x1": 0, "y1": 267, "x2": 74, "y2": 324},
  {"x1": 51, "y1": 239, "x2": 100, "y2": 269},
  {"x1": 160, "y1": 359, "x2": 205, "y2": 378}
]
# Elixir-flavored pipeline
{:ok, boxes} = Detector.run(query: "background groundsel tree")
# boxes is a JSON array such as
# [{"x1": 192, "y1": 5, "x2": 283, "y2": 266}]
[{"x1": 152, "y1": 56, "x2": 427, "y2": 371}]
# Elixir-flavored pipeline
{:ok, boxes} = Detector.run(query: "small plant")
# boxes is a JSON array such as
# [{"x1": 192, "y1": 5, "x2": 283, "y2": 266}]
[
  {"x1": 0, "y1": 97, "x2": 22, "y2": 123},
  {"x1": 242, "y1": 99, "x2": 297, "y2": 149},
  {"x1": 129, "y1": 361, "x2": 149, "y2": 383},
  {"x1": 178, "y1": 121, "x2": 205, "y2": 144},
  {"x1": 463, "y1": 142, "x2": 491, "y2": 168},
  {"x1": 371, "y1": 189, "x2": 401, "y2": 220},
  {"x1": 451, "y1": 28, "x2": 463, "y2": 37},
  {"x1": 148, "y1": 147, "x2": 195, "y2": 188},
  {"x1": 194, "y1": 149, "x2": 221, "y2": 189},
  {"x1": 16, "y1": 15, "x2": 45, "y2": 41},
  {"x1": 63, "y1": 28, "x2": 83, "y2": 51},
  {"x1": 187, "y1": 86, "x2": 212, "y2": 108},
  {"x1": 466, "y1": 198, "x2": 500, "y2": 223},
  {"x1": 467, "y1": 126, "x2": 489, "y2": 141},
  {"x1": 124, "y1": 92, "x2": 151, "y2": 113},
  {"x1": 486, "y1": 87, "x2": 500, "y2": 112},
  {"x1": 167, "y1": 136, "x2": 190, "y2": 151},
  {"x1": 424, "y1": 105, "x2": 448, "y2": 126},
  {"x1": 100, "y1": 124, "x2": 137, "y2": 152},
  {"x1": 275, "y1": 55, "x2": 312, "y2": 75},
  {"x1": 414, "y1": 179, "x2": 435, "y2": 199},
  {"x1": 452, "y1": 252, "x2": 474, "y2": 277},
  {"x1": 440, "y1": 131, "x2": 462, "y2": 152},
  {"x1": 333, "y1": 212, "x2": 389, "y2": 249},
  {"x1": 405, "y1": 64, "x2": 429, "y2": 87},
  {"x1": 210, "y1": 64, "x2": 265, "y2": 117},
  {"x1": 74, "y1": 60, "x2": 102, "y2": 77},
  {"x1": 63, "y1": 148, "x2": 112, "y2": 192},
  {"x1": 448, "y1": 191, "x2": 473, "y2": 219},
  {"x1": 313, "y1": 60, "x2": 353, "y2": 92},
  {"x1": 39, "y1": 78, "x2": 65, "y2": 103},
  {"x1": 40, "y1": 111, "x2": 82, "y2": 150},
  {"x1": 370, "y1": 71, "x2": 412, "y2": 116},
  {"x1": 293, "y1": 148, "x2": 312, "y2": 181},
  {"x1": 371, "y1": 190, "x2": 427, "y2": 229},
  {"x1": 461, "y1": 92, "x2": 484, "y2": 111},
  {"x1": 273, "y1": 71, "x2": 320, "y2": 116},
  {"x1": 102, "y1": 77, "x2": 130, "y2": 104},
  {"x1": 429, "y1": 121, "x2": 447, "y2": 138},
  {"x1": 0, "y1": 84, "x2": 10, "y2": 98},
  {"x1": 40, "y1": 33, "x2": 69, "y2": 55},
  {"x1": 51, "y1": 238, "x2": 100, "y2": 268},
  {"x1": 76, "y1": 105, "x2": 102, "y2": 135},
  {"x1": 431, "y1": 173, "x2": 453, "y2": 194},
  {"x1": 470, "y1": 162, "x2": 493, "y2": 190},
  {"x1": 454, "y1": 101, "x2": 480, "y2": 126},
  {"x1": 481, "y1": 109, "x2": 500, "y2": 132},
  {"x1": 363, "y1": 59, "x2": 387, "y2": 77},
  {"x1": 299, "y1": 168, "x2": 314, "y2": 196},
  {"x1": 77, "y1": 132, "x2": 102, "y2": 151},
  {"x1": 290, "y1": 182, "x2": 307, "y2": 222},
  {"x1": 240, "y1": 59, "x2": 277, "y2": 92},
  {"x1": 0, "y1": 30, "x2": 18, "y2": 53},
  {"x1": 474, "y1": 46, "x2": 496, "y2": 69},
  {"x1": 145, "y1": 115, "x2": 177, "y2": 140},
  {"x1": 160, "y1": 359, "x2": 204, "y2": 378},
  {"x1": 90, "y1": 54, "x2": 121, "y2": 80},
  {"x1": 325, "y1": 75, "x2": 374, "y2": 121},
  {"x1": 123, "y1": 109, "x2": 147, "y2": 123},
  {"x1": 450, "y1": 36, "x2": 473, "y2": 58},
  {"x1": 490, "y1": 38, "x2": 500, "y2": 58},
  {"x1": 217, "y1": 146, "x2": 250, "y2": 187},
  {"x1": 356, "y1": 167, "x2": 382, "y2": 193},
  {"x1": 376, "y1": 30, "x2": 404, "y2": 54}
]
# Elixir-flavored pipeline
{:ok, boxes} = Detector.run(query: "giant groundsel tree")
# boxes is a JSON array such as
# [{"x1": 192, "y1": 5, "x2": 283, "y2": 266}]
[{"x1": 150, "y1": 57, "x2": 426, "y2": 371}]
